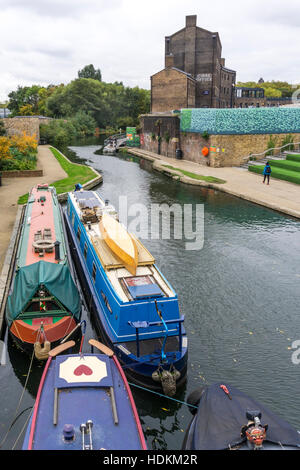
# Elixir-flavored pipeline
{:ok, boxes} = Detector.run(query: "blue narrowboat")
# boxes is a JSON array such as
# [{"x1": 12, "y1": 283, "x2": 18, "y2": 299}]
[
  {"x1": 182, "y1": 382, "x2": 300, "y2": 451},
  {"x1": 22, "y1": 340, "x2": 147, "y2": 450},
  {"x1": 64, "y1": 190, "x2": 188, "y2": 395}
]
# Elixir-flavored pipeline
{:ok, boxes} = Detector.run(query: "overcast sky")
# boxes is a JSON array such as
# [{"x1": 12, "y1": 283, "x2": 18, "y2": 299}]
[{"x1": 0, "y1": 0, "x2": 299, "y2": 101}]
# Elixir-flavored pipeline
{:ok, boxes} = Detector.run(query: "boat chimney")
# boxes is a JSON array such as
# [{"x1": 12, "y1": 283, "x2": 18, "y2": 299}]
[
  {"x1": 105, "y1": 199, "x2": 109, "y2": 206},
  {"x1": 54, "y1": 241, "x2": 61, "y2": 260}
]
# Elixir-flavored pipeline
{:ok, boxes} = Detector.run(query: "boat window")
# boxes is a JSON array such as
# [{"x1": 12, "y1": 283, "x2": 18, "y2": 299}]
[
  {"x1": 84, "y1": 242, "x2": 88, "y2": 260},
  {"x1": 71, "y1": 212, "x2": 75, "y2": 227},
  {"x1": 92, "y1": 262, "x2": 97, "y2": 283},
  {"x1": 77, "y1": 225, "x2": 81, "y2": 242},
  {"x1": 67, "y1": 201, "x2": 70, "y2": 216},
  {"x1": 101, "y1": 291, "x2": 113, "y2": 314}
]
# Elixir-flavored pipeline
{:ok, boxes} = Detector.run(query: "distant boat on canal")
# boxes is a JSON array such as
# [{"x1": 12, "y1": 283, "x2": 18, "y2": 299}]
[
  {"x1": 64, "y1": 189, "x2": 188, "y2": 396},
  {"x1": 5, "y1": 185, "x2": 82, "y2": 359}
]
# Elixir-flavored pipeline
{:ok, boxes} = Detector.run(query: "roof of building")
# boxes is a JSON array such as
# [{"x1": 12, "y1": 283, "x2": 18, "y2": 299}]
[{"x1": 151, "y1": 66, "x2": 197, "y2": 81}]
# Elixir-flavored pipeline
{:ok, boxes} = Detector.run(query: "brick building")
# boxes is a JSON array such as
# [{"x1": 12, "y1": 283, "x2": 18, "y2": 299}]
[
  {"x1": 151, "y1": 15, "x2": 236, "y2": 112},
  {"x1": 234, "y1": 86, "x2": 266, "y2": 108}
]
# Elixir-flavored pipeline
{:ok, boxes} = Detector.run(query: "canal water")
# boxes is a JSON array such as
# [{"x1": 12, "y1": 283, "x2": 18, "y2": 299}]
[{"x1": 0, "y1": 144, "x2": 299, "y2": 450}]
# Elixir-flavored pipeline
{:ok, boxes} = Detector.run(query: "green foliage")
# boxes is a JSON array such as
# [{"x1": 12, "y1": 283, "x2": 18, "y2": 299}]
[
  {"x1": 201, "y1": 130, "x2": 210, "y2": 141},
  {"x1": 164, "y1": 131, "x2": 170, "y2": 143},
  {"x1": 0, "y1": 119, "x2": 6, "y2": 136},
  {"x1": 48, "y1": 147, "x2": 97, "y2": 194},
  {"x1": 266, "y1": 135, "x2": 277, "y2": 156},
  {"x1": 1, "y1": 150, "x2": 37, "y2": 171},
  {"x1": 7, "y1": 84, "x2": 60, "y2": 116},
  {"x1": 7, "y1": 74, "x2": 150, "y2": 132},
  {"x1": 69, "y1": 111, "x2": 97, "y2": 137},
  {"x1": 18, "y1": 147, "x2": 97, "y2": 204},
  {"x1": 40, "y1": 119, "x2": 77, "y2": 148},
  {"x1": 78, "y1": 64, "x2": 102, "y2": 81},
  {"x1": 281, "y1": 134, "x2": 294, "y2": 151},
  {"x1": 237, "y1": 80, "x2": 299, "y2": 98}
]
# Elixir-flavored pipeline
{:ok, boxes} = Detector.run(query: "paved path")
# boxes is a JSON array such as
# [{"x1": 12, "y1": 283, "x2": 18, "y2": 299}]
[
  {"x1": 0, "y1": 145, "x2": 67, "y2": 272},
  {"x1": 127, "y1": 148, "x2": 300, "y2": 220}
]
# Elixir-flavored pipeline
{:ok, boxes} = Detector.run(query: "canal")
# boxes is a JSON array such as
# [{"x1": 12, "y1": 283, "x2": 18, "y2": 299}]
[{"x1": 0, "y1": 144, "x2": 300, "y2": 450}]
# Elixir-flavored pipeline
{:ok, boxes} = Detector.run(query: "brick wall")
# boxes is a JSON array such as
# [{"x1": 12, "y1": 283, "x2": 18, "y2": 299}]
[
  {"x1": 180, "y1": 132, "x2": 300, "y2": 167},
  {"x1": 3, "y1": 116, "x2": 51, "y2": 142},
  {"x1": 151, "y1": 68, "x2": 196, "y2": 113}
]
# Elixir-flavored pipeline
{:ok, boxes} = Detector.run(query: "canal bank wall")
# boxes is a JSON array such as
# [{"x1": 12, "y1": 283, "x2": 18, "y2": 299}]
[{"x1": 126, "y1": 147, "x2": 300, "y2": 220}]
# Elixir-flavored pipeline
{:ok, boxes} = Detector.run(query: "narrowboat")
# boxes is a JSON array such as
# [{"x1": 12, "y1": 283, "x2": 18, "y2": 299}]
[
  {"x1": 5, "y1": 185, "x2": 82, "y2": 359},
  {"x1": 22, "y1": 339, "x2": 147, "y2": 450},
  {"x1": 182, "y1": 382, "x2": 300, "y2": 450},
  {"x1": 64, "y1": 189, "x2": 188, "y2": 396}
]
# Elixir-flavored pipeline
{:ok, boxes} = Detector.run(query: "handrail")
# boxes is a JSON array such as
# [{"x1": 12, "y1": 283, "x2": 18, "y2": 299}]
[
  {"x1": 242, "y1": 141, "x2": 300, "y2": 163},
  {"x1": 128, "y1": 315, "x2": 185, "y2": 358}
]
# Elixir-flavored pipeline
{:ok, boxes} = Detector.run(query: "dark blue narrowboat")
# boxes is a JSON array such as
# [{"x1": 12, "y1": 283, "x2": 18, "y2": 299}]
[
  {"x1": 22, "y1": 340, "x2": 147, "y2": 450},
  {"x1": 182, "y1": 383, "x2": 300, "y2": 451},
  {"x1": 64, "y1": 190, "x2": 188, "y2": 396}
]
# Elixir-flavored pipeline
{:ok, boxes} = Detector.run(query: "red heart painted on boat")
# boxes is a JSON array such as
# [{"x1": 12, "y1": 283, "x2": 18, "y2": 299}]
[{"x1": 74, "y1": 365, "x2": 93, "y2": 376}]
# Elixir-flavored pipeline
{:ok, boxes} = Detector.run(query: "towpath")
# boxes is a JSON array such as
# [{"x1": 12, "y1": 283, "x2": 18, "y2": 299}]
[
  {"x1": 127, "y1": 148, "x2": 300, "y2": 220},
  {"x1": 0, "y1": 145, "x2": 67, "y2": 272}
]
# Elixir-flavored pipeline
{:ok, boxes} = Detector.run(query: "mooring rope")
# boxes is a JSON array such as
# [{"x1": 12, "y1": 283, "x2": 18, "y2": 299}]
[
  {"x1": 0, "y1": 346, "x2": 35, "y2": 448},
  {"x1": 128, "y1": 382, "x2": 198, "y2": 410}
]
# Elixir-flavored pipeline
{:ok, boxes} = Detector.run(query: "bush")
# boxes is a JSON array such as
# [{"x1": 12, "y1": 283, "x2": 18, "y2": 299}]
[
  {"x1": 40, "y1": 119, "x2": 77, "y2": 147},
  {"x1": 0, "y1": 132, "x2": 38, "y2": 170},
  {"x1": 70, "y1": 111, "x2": 97, "y2": 137},
  {"x1": 0, "y1": 119, "x2": 6, "y2": 136}
]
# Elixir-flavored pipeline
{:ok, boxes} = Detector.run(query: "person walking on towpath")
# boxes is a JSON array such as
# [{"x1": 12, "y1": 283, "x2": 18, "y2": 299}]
[{"x1": 263, "y1": 162, "x2": 272, "y2": 185}]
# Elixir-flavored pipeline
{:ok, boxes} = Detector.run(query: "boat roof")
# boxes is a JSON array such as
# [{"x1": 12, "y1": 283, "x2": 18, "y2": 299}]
[
  {"x1": 69, "y1": 191, "x2": 175, "y2": 301},
  {"x1": 27, "y1": 353, "x2": 145, "y2": 450},
  {"x1": 6, "y1": 261, "x2": 81, "y2": 325},
  {"x1": 17, "y1": 185, "x2": 67, "y2": 268},
  {"x1": 192, "y1": 383, "x2": 300, "y2": 450}
]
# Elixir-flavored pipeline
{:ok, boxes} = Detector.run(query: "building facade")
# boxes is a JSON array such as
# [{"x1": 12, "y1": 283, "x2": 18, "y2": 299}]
[
  {"x1": 151, "y1": 15, "x2": 236, "y2": 112},
  {"x1": 234, "y1": 87, "x2": 266, "y2": 108}
]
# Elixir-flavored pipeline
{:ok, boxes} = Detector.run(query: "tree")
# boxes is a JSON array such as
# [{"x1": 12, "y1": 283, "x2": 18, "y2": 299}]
[
  {"x1": 0, "y1": 119, "x2": 6, "y2": 136},
  {"x1": 78, "y1": 64, "x2": 102, "y2": 81}
]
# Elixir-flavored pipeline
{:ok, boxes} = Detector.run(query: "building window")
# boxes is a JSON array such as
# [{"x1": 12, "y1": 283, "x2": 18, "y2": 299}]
[
  {"x1": 92, "y1": 262, "x2": 97, "y2": 283},
  {"x1": 84, "y1": 242, "x2": 88, "y2": 260}
]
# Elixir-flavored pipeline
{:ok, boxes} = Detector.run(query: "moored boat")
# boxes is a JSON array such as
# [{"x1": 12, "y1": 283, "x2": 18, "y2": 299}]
[
  {"x1": 182, "y1": 382, "x2": 300, "y2": 450},
  {"x1": 22, "y1": 339, "x2": 147, "y2": 450},
  {"x1": 64, "y1": 189, "x2": 188, "y2": 396},
  {"x1": 5, "y1": 185, "x2": 82, "y2": 359}
]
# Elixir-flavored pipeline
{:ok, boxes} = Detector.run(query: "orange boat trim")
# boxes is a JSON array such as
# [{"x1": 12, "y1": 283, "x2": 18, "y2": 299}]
[{"x1": 10, "y1": 317, "x2": 77, "y2": 345}]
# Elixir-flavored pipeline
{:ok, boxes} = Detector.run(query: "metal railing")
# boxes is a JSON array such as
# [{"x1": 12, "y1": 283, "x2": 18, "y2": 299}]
[{"x1": 242, "y1": 141, "x2": 300, "y2": 163}]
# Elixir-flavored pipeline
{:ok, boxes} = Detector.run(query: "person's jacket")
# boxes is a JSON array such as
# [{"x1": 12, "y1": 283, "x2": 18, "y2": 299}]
[{"x1": 263, "y1": 164, "x2": 272, "y2": 175}]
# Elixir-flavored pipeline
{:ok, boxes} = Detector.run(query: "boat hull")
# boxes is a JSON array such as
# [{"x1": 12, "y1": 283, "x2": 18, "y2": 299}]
[
  {"x1": 9, "y1": 316, "x2": 79, "y2": 356},
  {"x1": 64, "y1": 209, "x2": 188, "y2": 392},
  {"x1": 182, "y1": 383, "x2": 300, "y2": 451},
  {"x1": 5, "y1": 187, "x2": 82, "y2": 357},
  {"x1": 22, "y1": 350, "x2": 147, "y2": 450}
]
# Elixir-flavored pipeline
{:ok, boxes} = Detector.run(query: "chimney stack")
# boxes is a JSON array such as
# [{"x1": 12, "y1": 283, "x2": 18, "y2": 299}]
[
  {"x1": 186, "y1": 15, "x2": 197, "y2": 27},
  {"x1": 165, "y1": 54, "x2": 174, "y2": 68}
]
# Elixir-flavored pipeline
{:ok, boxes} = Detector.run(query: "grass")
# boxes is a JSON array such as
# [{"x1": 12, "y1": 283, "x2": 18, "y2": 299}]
[
  {"x1": 18, "y1": 146, "x2": 97, "y2": 204},
  {"x1": 162, "y1": 165, "x2": 226, "y2": 184},
  {"x1": 249, "y1": 162, "x2": 300, "y2": 185},
  {"x1": 286, "y1": 153, "x2": 300, "y2": 163}
]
